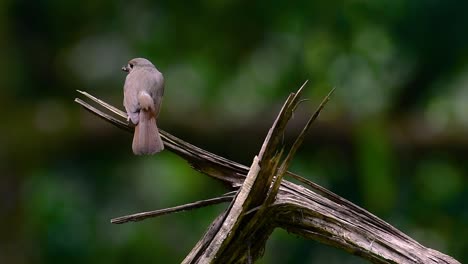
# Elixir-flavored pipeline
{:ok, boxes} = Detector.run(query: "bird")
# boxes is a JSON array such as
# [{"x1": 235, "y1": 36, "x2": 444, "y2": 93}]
[{"x1": 122, "y1": 58, "x2": 164, "y2": 155}]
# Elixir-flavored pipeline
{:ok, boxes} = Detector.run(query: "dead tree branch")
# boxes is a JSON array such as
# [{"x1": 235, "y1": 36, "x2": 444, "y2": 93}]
[{"x1": 75, "y1": 84, "x2": 460, "y2": 264}]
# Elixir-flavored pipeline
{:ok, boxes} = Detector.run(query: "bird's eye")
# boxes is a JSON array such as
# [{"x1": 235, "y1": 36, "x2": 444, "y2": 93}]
[{"x1": 129, "y1": 63, "x2": 134, "y2": 69}]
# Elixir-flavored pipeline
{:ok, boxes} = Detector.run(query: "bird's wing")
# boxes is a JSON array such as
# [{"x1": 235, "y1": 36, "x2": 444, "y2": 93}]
[
  {"x1": 151, "y1": 70, "x2": 164, "y2": 117},
  {"x1": 123, "y1": 72, "x2": 141, "y2": 124}
]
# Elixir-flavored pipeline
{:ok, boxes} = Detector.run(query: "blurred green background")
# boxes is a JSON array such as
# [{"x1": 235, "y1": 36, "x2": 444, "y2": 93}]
[{"x1": 1, "y1": 0, "x2": 467, "y2": 263}]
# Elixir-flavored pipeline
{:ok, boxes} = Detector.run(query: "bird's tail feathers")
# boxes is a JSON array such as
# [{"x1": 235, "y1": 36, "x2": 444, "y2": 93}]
[{"x1": 132, "y1": 109, "x2": 164, "y2": 155}]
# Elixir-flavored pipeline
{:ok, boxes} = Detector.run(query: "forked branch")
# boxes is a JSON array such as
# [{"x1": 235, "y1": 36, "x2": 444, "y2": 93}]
[{"x1": 75, "y1": 83, "x2": 459, "y2": 264}]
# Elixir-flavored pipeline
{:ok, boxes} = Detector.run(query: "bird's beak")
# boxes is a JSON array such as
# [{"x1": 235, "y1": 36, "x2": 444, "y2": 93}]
[{"x1": 122, "y1": 65, "x2": 129, "y2": 72}]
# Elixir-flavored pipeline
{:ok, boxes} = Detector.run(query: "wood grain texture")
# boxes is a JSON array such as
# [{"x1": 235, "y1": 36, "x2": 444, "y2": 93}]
[{"x1": 75, "y1": 86, "x2": 460, "y2": 264}]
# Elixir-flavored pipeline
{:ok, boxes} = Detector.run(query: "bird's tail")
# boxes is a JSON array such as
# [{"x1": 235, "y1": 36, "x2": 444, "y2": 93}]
[{"x1": 132, "y1": 92, "x2": 164, "y2": 155}]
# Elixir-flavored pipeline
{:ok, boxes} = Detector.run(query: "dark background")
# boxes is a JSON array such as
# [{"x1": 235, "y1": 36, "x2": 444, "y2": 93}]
[{"x1": 1, "y1": 1, "x2": 467, "y2": 263}]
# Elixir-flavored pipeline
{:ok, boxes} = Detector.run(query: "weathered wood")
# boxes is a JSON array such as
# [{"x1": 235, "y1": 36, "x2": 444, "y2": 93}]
[
  {"x1": 184, "y1": 82, "x2": 310, "y2": 263},
  {"x1": 75, "y1": 85, "x2": 460, "y2": 264},
  {"x1": 111, "y1": 194, "x2": 234, "y2": 224}
]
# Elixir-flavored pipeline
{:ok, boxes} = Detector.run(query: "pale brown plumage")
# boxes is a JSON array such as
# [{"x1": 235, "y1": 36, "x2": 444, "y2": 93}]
[{"x1": 122, "y1": 58, "x2": 164, "y2": 155}]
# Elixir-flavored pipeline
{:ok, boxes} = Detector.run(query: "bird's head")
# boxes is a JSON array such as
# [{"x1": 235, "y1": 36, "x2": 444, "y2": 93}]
[{"x1": 122, "y1": 58, "x2": 155, "y2": 73}]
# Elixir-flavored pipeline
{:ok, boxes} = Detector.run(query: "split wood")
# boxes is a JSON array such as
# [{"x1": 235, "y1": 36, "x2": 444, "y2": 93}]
[{"x1": 75, "y1": 83, "x2": 460, "y2": 264}]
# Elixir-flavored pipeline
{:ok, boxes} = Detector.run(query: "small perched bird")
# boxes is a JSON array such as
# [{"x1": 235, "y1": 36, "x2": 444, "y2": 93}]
[{"x1": 122, "y1": 58, "x2": 164, "y2": 155}]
